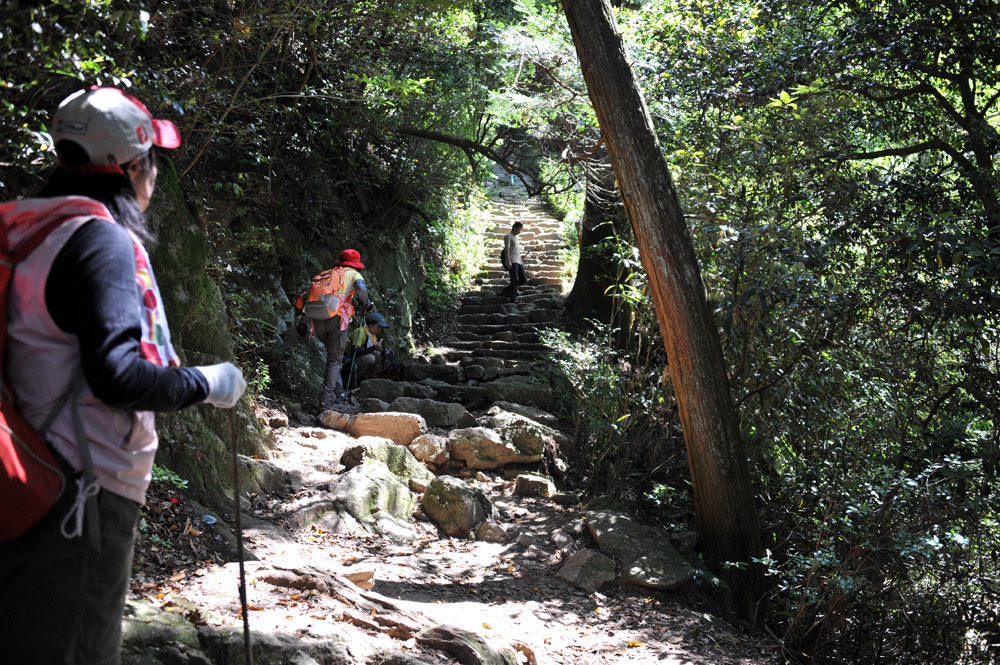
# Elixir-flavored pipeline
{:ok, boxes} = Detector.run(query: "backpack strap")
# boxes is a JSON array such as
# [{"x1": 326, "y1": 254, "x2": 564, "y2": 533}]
[{"x1": 56, "y1": 372, "x2": 101, "y2": 550}]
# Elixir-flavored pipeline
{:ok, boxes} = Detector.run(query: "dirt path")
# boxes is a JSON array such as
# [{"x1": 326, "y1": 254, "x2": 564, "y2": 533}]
[{"x1": 124, "y1": 182, "x2": 779, "y2": 665}]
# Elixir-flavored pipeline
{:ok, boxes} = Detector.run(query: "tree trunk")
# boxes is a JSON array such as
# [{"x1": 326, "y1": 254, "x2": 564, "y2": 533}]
[
  {"x1": 561, "y1": 0, "x2": 764, "y2": 615},
  {"x1": 565, "y1": 157, "x2": 633, "y2": 341}
]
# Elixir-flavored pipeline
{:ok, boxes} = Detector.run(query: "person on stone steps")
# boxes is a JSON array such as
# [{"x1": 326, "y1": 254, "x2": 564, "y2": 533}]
[
  {"x1": 503, "y1": 221, "x2": 527, "y2": 303},
  {"x1": 0, "y1": 86, "x2": 246, "y2": 665},
  {"x1": 298, "y1": 248, "x2": 371, "y2": 409},
  {"x1": 342, "y1": 311, "x2": 390, "y2": 390}
]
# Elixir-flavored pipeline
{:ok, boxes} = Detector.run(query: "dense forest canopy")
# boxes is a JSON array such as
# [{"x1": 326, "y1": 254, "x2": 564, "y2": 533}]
[{"x1": 1, "y1": 0, "x2": 997, "y2": 662}]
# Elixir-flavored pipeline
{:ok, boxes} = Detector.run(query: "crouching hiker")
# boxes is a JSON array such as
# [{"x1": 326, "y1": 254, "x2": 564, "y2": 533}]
[
  {"x1": 297, "y1": 249, "x2": 372, "y2": 409},
  {"x1": 0, "y1": 87, "x2": 246, "y2": 665},
  {"x1": 343, "y1": 312, "x2": 390, "y2": 389}
]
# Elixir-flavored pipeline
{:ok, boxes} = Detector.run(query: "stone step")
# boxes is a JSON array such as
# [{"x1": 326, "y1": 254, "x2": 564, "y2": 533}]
[
  {"x1": 456, "y1": 310, "x2": 556, "y2": 326},
  {"x1": 499, "y1": 282, "x2": 564, "y2": 295},
  {"x1": 458, "y1": 355, "x2": 535, "y2": 371},
  {"x1": 461, "y1": 293, "x2": 564, "y2": 307},
  {"x1": 443, "y1": 347, "x2": 547, "y2": 363},
  {"x1": 460, "y1": 301, "x2": 563, "y2": 315},
  {"x1": 481, "y1": 269, "x2": 564, "y2": 280},
  {"x1": 434, "y1": 339, "x2": 548, "y2": 354},
  {"x1": 528, "y1": 275, "x2": 563, "y2": 286},
  {"x1": 452, "y1": 330, "x2": 540, "y2": 344},
  {"x1": 456, "y1": 323, "x2": 548, "y2": 337}
]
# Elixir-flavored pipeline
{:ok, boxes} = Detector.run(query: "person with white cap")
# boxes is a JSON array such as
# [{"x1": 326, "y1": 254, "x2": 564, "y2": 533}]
[{"x1": 0, "y1": 86, "x2": 246, "y2": 664}]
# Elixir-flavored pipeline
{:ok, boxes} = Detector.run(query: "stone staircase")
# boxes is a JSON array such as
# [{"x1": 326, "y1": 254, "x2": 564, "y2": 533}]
[{"x1": 341, "y1": 189, "x2": 573, "y2": 426}]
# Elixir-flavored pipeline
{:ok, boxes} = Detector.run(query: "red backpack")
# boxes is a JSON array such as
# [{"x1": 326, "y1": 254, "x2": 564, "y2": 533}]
[{"x1": 0, "y1": 212, "x2": 68, "y2": 540}]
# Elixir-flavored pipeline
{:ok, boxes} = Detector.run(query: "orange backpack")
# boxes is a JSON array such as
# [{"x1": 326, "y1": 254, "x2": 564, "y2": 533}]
[{"x1": 298, "y1": 267, "x2": 351, "y2": 320}]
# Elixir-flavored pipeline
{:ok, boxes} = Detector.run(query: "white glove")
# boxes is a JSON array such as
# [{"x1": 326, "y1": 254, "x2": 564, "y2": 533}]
[{"x1": 196, "y1": 362, "x2": 247, "y2": 409}]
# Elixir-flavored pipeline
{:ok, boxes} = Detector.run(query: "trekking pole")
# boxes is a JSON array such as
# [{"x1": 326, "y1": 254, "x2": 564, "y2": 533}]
[
  {"x1": 228, "y1": 409, "x2": 254, "y2": 665},
  {"x1": 345, "y1": 344, "x2": 359, "y2": 394}
]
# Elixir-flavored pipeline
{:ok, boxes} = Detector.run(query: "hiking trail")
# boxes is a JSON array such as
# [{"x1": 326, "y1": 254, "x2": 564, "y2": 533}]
[{"x1": 123, "y1": 178, "x2": 775, "y2": 665}]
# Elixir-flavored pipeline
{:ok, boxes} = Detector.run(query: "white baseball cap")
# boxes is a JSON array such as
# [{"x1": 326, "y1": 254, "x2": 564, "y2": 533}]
[{"x1": 53, "y1": 86, "x2": 181, "y2": 174}]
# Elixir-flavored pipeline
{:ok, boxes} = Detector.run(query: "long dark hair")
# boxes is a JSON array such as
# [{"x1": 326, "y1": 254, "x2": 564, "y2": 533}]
[{"x1": 38, "y1": 140, "x2": 156, "y2": 244}]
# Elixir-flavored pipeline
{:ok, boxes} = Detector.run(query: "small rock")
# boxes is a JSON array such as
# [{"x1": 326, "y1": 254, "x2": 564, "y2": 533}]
[
  {"x1": 557, "y1": 549, "x2": 617, "y2": 593},
  {"x1": 551, "y1": 492, "x2": 580, "y2": 506},
  {"x1": 475, "y1": 471, "x2": 491, "y2": 482},
  {"x1": 514, "y1": 473, "x2": 556, "y2": 498},
  {"x1": 474, "y1": 522, "x2": 508, "y2": 543},
  {"x1": 550, "y1": 529, "x2": 577, "y2": 554},
  {"x1": 267, "y1": 413, "x2": 289, "y2": 429},
  {"x1": 359, "y1": 397, "x2": 390, "y2": 413},
  {"x1": 408, "y1": 433, "x2": 449, "y2": 466},
  {"x1": 341, "y1": 568, "x2": 375, "y2": 590},
  {"x1": 318, "y1": 410, "x2": 351, "y2": 430}
]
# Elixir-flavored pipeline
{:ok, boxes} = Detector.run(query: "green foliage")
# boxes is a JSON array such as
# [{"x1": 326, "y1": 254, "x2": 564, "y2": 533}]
[
  {"x1": 419, "y1": 187, "x2": 493, "y2": 315},
  {"x1": 151, "y1": 464, "x2": 189, "y2": 490},
  {"x1": 542, "y1": 320, "x2": 682, "y2": 502},
  {"x1": 608, "y1": 0, "x2": 1000, "y2": 660}
]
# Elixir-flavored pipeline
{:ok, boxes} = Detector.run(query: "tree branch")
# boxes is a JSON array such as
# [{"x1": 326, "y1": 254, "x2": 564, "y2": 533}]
[
  {"x1": 835, "y1": 137, "x2": 976, "y2": 173},
  {"x1": 397, "y1": 127, "x2": 544, "y2": 195}
]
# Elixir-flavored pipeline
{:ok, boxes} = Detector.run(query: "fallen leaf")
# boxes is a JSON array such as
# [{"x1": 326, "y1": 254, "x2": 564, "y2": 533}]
[
  {"x1": 169, "y1": 571, "x2": 186, "y2": 582},
  {"x1": 483, "y1": 622, "x2": 492, "y2": 630},
  {"x1": 628, "y1": 641, "x2": 644, "y2": 648}
]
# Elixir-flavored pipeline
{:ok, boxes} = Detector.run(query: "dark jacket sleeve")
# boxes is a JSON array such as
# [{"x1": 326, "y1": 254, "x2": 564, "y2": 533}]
[{"x1": 46, "y1": 219, "x2": 209, "y2": 411}]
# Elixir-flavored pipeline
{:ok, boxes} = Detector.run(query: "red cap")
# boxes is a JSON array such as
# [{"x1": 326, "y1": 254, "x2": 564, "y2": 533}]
[{"x1": 337, "y1": 248, "x2": 364, "y2": 269}]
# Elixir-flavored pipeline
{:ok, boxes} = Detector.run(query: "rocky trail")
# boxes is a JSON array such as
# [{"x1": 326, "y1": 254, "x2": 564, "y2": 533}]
[{"x1": 124, "y1": 180, "x2": 777, "y2": 665}]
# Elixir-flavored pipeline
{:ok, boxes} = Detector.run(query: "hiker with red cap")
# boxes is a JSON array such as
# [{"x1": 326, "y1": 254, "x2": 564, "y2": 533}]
[
  {"x1": 297, "y1": 248, "x2": 372, "y2": 409},
  {"x1": 0, "y1": 87, "x2": 246, "y2": 664}
]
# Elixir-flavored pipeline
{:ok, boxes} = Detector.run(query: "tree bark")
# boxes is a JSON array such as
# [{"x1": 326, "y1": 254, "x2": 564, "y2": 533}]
[
  {"x1": 561, "y1": 0, "x2": 764, "y2": 615},
  {"x1": 565, "y1": 157, "x2": 633, "y2": 339}
]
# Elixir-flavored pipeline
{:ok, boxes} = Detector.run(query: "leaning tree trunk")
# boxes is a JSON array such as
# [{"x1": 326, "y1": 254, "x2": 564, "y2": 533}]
[{"x1": 562, "y1": 0, "x2": 764, "y2": 615}]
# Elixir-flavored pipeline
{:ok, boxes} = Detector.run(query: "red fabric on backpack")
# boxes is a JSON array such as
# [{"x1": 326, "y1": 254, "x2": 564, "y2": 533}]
[{"x1": 0, "y1": 213, "x2": 67, "y2": 540}]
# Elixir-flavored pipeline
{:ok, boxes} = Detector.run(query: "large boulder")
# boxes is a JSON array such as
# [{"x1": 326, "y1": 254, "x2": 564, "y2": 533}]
[
  {"x1": 421, "y1": 476, "x2": 497, "y2": 538},
  {"x1": 482, "y1": 410, "x2": 571, "y2": 458},
  {"x1": 447, "y1": 427, "x2": 543, "y2": 470},
  {"x1": 345, "y1": 412, "x2": 427, "y2": 446},
  {"x1": 585, "y1": 506, "x2": 695, "y2": 590},
  {"x1": 485, "y1": 376, "x2": 552, "y2": 409},
  {"x1": 388, "y1": 397, "x2": 474, "y2": 428},
  {"x1": 340, "y1": 436, "x2": 433, "y2": 483},
  {"x1": 329, "y1": 462, "x2": 418, "y2": 541}
]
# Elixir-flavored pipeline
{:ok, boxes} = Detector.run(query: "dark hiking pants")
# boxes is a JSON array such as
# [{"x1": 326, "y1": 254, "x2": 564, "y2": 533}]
[
  {"x1": 313, "y1": 315, "x2": 349, "y2": 408},
  {"x1": 0, "y1": 457, "x2": 139, "y2": 665},
  {"x1": 509, "y1": 262, "x2": 526, "y2": 300}
]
